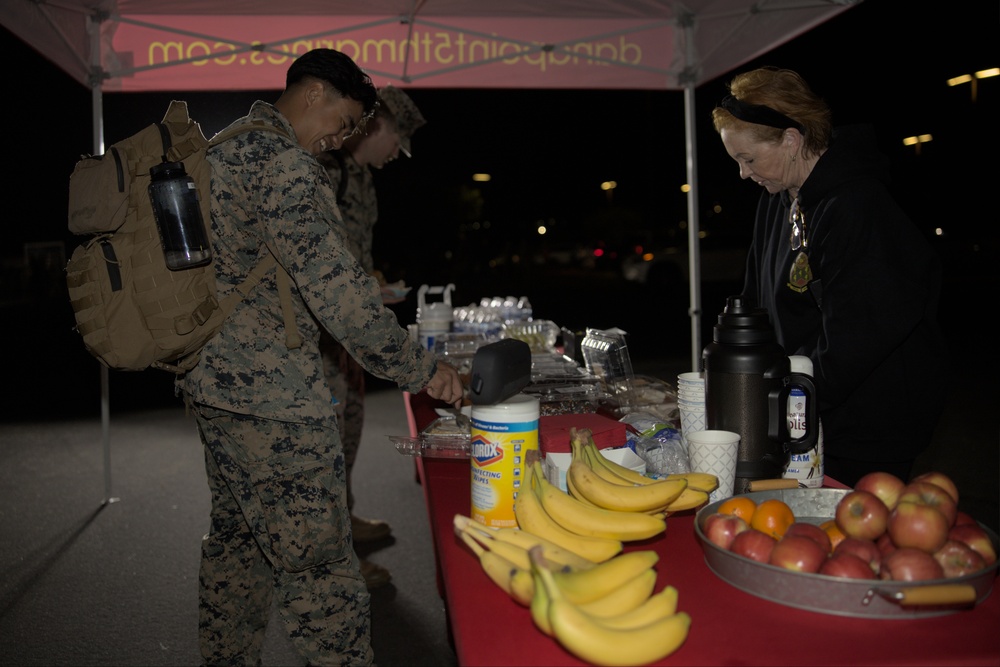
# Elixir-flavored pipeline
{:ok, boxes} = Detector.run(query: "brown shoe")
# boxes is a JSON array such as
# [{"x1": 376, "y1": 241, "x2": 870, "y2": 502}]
[
  {"x1": 351, "y1": 514, "x2": 392, "y2": 543},
  {"x1": 360, "y1": 559, "x2": 392, "y2": 590}
]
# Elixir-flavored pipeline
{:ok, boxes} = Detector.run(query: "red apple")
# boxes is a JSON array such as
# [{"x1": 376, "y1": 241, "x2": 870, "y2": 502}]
[
  {"x1": 887, "y1": 500, "x2": 950, "y2": 553},
  {"x1": 783, "y1": 522, "x2": 833, "y2": 554},
  {"x1": 898, "y1": 480, "x2": 958, "y2": 527},
  {"x1": 820, "y1": 551, "x2": 878, "y2": 579},
  {"x1": 948, "y1": 523, "x2": 998, "y2": 566},
  {"x1": 876, "y1": 532, "x2": 898, "y2": 557},
  {"x1": 835, "y1": 490, "x2": 889, "y2": 541},
  {"x1": 729, "y1": 529, "x2": 777, "y2": 563},
  {"x1": 834, "y1": 537, "x2": 882, "y2": 574},
  {"x1": 880, "y1": 547, "x2": 945, "y2": 581},
  {"x1": 954, "y1": 510, "x2": 978, "y2": 527},
  {"x1": 703, "y1": 512, "x2": 749, "y2": 551},
  {"x1": 911, "y1": 471, "x2": 960, "y2": 505},
  {"x1": 769, "y1": 535, "x2": 829, "y2": 573},
  {"x1": 854, "y1": 471, "x2": 906, "y2": 511},
  {"x1": 933, "y1": 539, "x2": 987, "y2": 578}
]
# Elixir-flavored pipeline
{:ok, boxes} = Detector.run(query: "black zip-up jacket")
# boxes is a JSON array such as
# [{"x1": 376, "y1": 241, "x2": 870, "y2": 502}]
[{"x1": 743, "y1": 124, "x2": 951, "y2": 464}]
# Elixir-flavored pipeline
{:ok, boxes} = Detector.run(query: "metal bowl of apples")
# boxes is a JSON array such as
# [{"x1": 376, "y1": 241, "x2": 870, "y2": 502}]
[{"x1": 694, "y1": 488, "x2": 999, "y2": 618}]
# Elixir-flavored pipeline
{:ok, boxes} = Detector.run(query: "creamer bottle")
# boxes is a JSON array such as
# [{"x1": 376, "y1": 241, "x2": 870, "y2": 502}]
[
  {"x1": 783, "y1": 355, "x2": 825, "y2": 488},
  {"x1": 470, "y1": 394, "x2": 539, "y2": 527}
]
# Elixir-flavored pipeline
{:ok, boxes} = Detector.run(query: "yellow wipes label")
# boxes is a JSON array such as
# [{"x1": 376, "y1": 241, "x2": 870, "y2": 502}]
[{"x1": 470, "y1": 418, "x2": 538, "y2": 527}]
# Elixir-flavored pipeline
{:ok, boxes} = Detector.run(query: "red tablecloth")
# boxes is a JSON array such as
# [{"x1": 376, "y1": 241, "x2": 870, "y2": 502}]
[{"x1": 408, "y1": 391, "x2": 1000, "y2": 666}]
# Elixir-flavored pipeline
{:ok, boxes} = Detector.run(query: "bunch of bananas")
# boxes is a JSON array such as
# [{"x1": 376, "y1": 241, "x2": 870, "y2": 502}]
[
  {"x1": 453, "y1": 428, "x2": 713, "y2": 664},
  {"x1": 528, "y1": 545, "x2": 691, "y2": 666},
  {"x1": 565, "y1": 428, "x2": 717, "y2": 515},
  {"x1": 453, "y1": 514, "x2": 597, "y2": 606},
  {"x1": 454, "y1": 513, "x2": 691, "y2": 664}
]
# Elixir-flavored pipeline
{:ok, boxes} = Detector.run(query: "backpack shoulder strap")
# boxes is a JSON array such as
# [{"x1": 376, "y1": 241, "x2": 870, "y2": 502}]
[
  {"x1": 207, "y1": 120, "x2": 302, "y2": 351},
  {"x1": 216, "y1": 244, "x2": 302, "y2": 351}
]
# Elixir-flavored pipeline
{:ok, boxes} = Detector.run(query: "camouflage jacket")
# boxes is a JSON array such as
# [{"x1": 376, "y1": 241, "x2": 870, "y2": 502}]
[
  {"x1": 177, "y1": 101, "x2": 435, "y2": 423},
  {"x1": 323, "y1": 151, "x2": 377, "y2": 274}
]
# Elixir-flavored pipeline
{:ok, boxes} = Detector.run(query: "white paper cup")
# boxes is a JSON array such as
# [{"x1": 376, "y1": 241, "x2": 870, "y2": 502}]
[
  {"x1": 678, "y1": 405, "x2": 707, "y2": 451},
  {"x1": 677, "y1": 389, "x2": 705, "y2": 400},
  {"x1": 677, "y1": 371, "x2": 705, "y2": 386},
  {"x1": 686, "y1": 429, "x2": 740, "y2": 503}
]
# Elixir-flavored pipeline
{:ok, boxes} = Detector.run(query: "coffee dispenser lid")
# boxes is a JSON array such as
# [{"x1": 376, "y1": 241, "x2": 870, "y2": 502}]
[{"x1": 713, "y1": 295, "x2": 775, "y2": 345}]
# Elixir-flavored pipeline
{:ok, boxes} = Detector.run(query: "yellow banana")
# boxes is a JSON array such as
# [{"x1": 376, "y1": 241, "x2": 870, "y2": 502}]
[
  {"x1": 532, "y1": 463, "x2": 667, "y2": 541},
  {"x1": 666, "y1": 471, "x2": 720, "y2": 493},
  {"x1": 659, "y1": 487, "x2": 712, "y2": 513},
  {"x1": 507, "y1": 565, "x2": 536, "y2": 606},
  {"x1": 458, "y1": 531, "x2": 534, "y2": 606},
  {"x1": 454, "y1": 516, "x2": 532, "y2": 571},
  {"x1": 453, "y1": 514, "x2": 596, "y2": 572},
  {"x1": 578, "y1": 434, "x2": 655, "y2": 486},
  {"x1": 568, "y1": 459, "x2": 688, "y2": 513},
  {"x1": 530, "y1": 563, "x2": 553, "y2": 636},
  {"x1": 574, "y1": 428, "x2": 720, "y2": 495},
  {"x1": 565, "y1": 467, "x2": 603, "y2": 508},
  {"x1": 599, "y1": 584, "x2": 680, "y2": 630},
  {"x1": 514, "y1": 463, "x2": 624, "y2": 563},
  {"x1": 550, "y1": 550, "x2": 660, "y2": 604},
  {"x1": 530, "y1": 555, "x2": 678, "y2": 635},
  {"x1": 581, "y1": 444, "x2": 639, "y2": 486},
  {"x1": 570, "y1": 432, "x2": 635, "y2": 488},
  {"x1": 532, "y1": 554, "x2": 692, "y2": 667},
  {"x1": 576, "y1": 567, "x2": 657, "y2": 618}
]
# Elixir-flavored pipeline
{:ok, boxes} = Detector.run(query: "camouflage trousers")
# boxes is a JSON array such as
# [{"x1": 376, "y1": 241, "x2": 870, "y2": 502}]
[
  {"x1": 192, "y1": 404, "x2": 372, "y2": 666},
  {"x1": 320, "y1": 335, "x2": 366, "y2": 511}
]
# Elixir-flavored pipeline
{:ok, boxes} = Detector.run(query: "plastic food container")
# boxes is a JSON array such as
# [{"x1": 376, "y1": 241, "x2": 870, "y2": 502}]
[
  {"x1": 502, "y1": 319, "x2": 560, "y2": 353},
  {"x1": 389, "y1": 416, "x2": 470, "y2": 459}
]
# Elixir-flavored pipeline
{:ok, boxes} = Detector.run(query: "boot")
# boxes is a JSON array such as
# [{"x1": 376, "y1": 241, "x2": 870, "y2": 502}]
[{"x1": 351, "y1": 514, "x2": 392, "y2": 543}]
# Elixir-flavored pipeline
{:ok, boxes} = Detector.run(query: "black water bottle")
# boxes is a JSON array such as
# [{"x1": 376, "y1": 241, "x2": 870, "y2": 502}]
[{"x1": 148, "y1": 161, "x2": 212, "y2": 270}]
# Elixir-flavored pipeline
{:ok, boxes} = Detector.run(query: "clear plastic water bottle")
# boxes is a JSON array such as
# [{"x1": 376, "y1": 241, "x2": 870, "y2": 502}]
[
  {"x1": 517, "y1": 296, "x2": 533, "y2": 321},
  {"x1": 148, "y1": 161, "x2": 212, "y2": 270}
]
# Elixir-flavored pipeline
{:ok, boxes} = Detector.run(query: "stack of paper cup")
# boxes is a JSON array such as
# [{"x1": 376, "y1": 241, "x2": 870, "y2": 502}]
[{"x1": 676, "y1": 371, "x2": 706, "y2": 450}]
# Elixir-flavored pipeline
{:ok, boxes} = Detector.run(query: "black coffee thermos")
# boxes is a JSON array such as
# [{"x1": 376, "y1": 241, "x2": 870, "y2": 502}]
[
  {"x1": 702, "y1": 295, "x2": 818, "y2": 494},
  {"x1": 148, "y1": 161, "x2": 212, "y2": 270}
]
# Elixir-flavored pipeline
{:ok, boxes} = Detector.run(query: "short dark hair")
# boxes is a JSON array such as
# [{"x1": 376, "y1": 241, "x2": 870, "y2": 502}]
[{"x1": 286, "y1": 49, "x2": 378, "y2": 116}]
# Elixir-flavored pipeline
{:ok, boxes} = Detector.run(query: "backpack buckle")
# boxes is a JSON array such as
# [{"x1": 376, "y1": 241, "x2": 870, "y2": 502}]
[{"x1": 191, "y1": 296, "x2": 219, "y2": 327}]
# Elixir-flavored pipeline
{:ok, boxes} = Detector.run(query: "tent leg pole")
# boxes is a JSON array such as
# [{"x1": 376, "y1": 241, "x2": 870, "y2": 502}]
[
  {"x1": 100, "y1": 364, "x2": 118, "y2": 505},
  {"x1": 683, "y1": 84, "x2": 702, "y2": 372},
  {"x1": 89, "y1": 14, "x2": 117, "y2": 507}
]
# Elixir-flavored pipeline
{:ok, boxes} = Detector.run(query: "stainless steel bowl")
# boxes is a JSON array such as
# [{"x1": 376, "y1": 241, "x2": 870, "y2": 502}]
[{"x1": 694, "y1": 488, "x2": 999, "y2": 618}]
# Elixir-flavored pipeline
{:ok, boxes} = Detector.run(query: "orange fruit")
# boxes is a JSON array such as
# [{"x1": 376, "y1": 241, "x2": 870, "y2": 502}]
[
  {"x1": 750, "y1": 498, "x2": 796, "y2": 540},
  {"x1": 717, "y1": 496, "x2": 757, "y2": 523},
  {"x1": 820, "y1": 519, "x2": 847, "y2": 552}
]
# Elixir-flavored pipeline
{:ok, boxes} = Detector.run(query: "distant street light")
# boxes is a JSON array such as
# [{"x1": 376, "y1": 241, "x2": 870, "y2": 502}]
[
  {"x1": 902, "y1": 133, "x2": 933, "y2": 155},
  {"x1": 601, "y1": 180, "x2": 617, "y2": 204},
  {"x1": 946, "y1": 67, "x2": 999, "y2": 101},
  {"x1": 472, "y1": 173, "x2": 491, "y2": 182}
]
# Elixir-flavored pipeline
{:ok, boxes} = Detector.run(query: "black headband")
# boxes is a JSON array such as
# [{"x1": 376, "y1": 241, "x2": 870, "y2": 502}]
[{"x1": 720, "y1": 95, "x2": 803, "y2": 132}]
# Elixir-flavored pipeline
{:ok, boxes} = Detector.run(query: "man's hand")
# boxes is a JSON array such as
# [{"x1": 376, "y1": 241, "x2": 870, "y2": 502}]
[{"x1": 424, "y1": 361, "x2": 464, "y2": 407}]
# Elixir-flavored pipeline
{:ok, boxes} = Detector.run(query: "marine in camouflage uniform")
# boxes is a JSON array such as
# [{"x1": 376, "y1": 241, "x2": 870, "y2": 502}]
[
  {"x1": 318, "y1": 87, "x2": 428, "y2": 584},
  {"x1": 175, "y1": 50, "x2": 461, "y2": 666}
]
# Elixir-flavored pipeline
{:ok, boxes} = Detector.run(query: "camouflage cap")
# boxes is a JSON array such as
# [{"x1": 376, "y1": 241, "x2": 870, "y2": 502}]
[{"x1": 378, "y1": 85, "x2": 426, "y2": 157}]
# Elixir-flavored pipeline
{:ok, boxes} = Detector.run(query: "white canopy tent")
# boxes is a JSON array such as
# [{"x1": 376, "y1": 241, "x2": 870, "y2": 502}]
[{"x1": 2, "y1": 0, "x2": 858, "y2": 498}]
